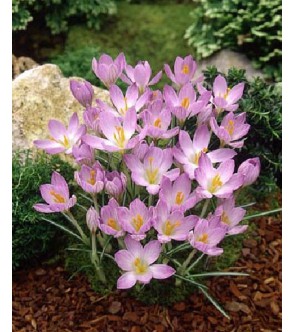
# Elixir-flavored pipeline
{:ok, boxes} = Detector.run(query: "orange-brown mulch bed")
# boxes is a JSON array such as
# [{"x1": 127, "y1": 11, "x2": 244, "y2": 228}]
[{"x1": 13, "y1": 212, "x2": 281, "y2": 332}]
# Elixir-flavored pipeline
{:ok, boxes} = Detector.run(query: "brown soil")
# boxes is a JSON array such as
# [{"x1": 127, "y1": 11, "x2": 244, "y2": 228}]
[{"x1": 12, "y1": 213, "x2": 281, "y2": 332}]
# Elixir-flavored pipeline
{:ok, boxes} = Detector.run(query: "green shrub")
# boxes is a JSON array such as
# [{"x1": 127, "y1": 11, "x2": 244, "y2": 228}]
[
  {"x1": 12, "y1": 151, "x2": 74, "y2": 270},
  {"x1": 12, "y1": 0, "x2": 117, "y2": 34},
  {"x1": 185, "y1": 0, "x2": 282, "y2": 81},
  {"x1": 192, "y1": 66, "x2": 281, "y2": 195}
]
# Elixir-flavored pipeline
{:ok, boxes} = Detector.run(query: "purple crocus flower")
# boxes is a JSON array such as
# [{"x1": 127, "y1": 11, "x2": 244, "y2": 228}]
[
  {"x1": 124, "y1": 147, "x2": 180, "y2": 195},
  {"x1": 141, "y1": 100, "x2": 179, "y2": 140},
  {"x1": 213, "y1": 75, "x2": 244, "y2": 112},
  {"x1": 74, "y1": 162, "x2": 105, "y2": 194},
  {"x1": 72, "y1": 143, "x2": 95, "y2": 166},
  {"x1": 114, "y1": 236, "x2": 176, "y2": 289},
  {"x1": 214, "y1": 197, "x2": 247, "y2": 235},
  {"x1": 34, "y1": 172, "x2": 76, "y2": 213},
  {"x1": 164, "y1": 55, "x2": 202, "y2": 88},
  {"x1": 121, "y1": 61, "x2": 162, "y2": 94},
  {"x1": 109, "y1": 84, "x2": 149, "y2": 116},
  {"x1": 173, "y1": 126, "x2": 237, "y2": 179},
  {"x1": 159, "y1": 173, "x2": 199, "y2": 212},
  {"x1": 153, "y1": 200, "x2": 197, "y2": 243},
  {"x1": 104, "y1": 171, "x2": 127, "y2": 200},
  {"x1": 34, "y1": 113, "x2": 86, "y2": 155},
  {"x1": 99, "y1": 198, "x2": 124, "y2": 238},
  {"x1": 118, "y1": 199, "x2": 153, "y2": 241},
  {"x1": 163, "y1": 83, "x2": 211, "y2": 123},
  {"x1": 238, "y1": 158, "x2": 261, "y2": 187},
  {"x1": 83, "y1": 108, "x2": 141, "y2": 153},
  {"x1": 83, "y1": 107, "x2": 102, "y2": 134},
  {"x1": 70, "y1": 80, "x2": 94, "y2": 108},
  {"x1": 92, "y1": 53, "x2": 126, "y2": 88},
  {"x1": 210, "y1": 112, "x2": 250, "y2": 148},
  {"x1": 188, "y1": 217, "x2": 227, "y2": 256},
  {"x1": 86, "y1": 207, "x2": 100, "y2": 233},
  {"x1": 195, "y1": 154, "x2": 244, "y2": 199}
]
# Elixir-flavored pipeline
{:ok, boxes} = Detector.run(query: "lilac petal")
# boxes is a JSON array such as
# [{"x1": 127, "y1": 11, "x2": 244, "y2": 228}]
[
  {"x1": 51, "y1": 171, "x2": 68, "y2": 192},
  {"x1": 179, "y1": 130, "x2": 194, "y2": 157},
  {"x1": 110, "y1": 85, "x2": 124, "y2": 111},
  {"x1": 143, "y1": 240, "x2": 161, "y2": 264},
  {"x1": 193, "y1": 125, "x2": 210, "y2": 150},
  {"x1": 117, "y1": 272, "x2": 137, "y2": 289},
  {"x1": 215, "y1": 174, "x2": 244, "y2": 198},
  {"x1": 114, "y1": 250, "x2": 134, "y2": 271},
  {"x1": 136, "y1": 269, "x2": 153, "y2": 284},
  {"x1": 225, "y1": 104, "x2": 239, "y2": 112},
  {"x1": 217, "y1": 159, "x2": 235, "y2": 183},
  {"x1": 164, "y1": 168, "x2": 180, "y2": 182},
  {"x1": 227, "y1": 225, "x2": 248, "y2": 235},
  {"x1": 147, "y1": 184, "x2": 160, "y2": 195},
  {"x1": 33, "y1": 203, "x2": 53, "y2": 213},
  {"x1": 34, "y1": 140, "x2": 65, "y2": 154},
  {"x1": 120, "y1": 73, "x2": 133, "y2": 85},
  {"x1": 164, "y1": 64, "x2": 176, "y2": 84},
  {"x1": 150, "y1": 264, "x2": 176, "y2": 279},
  {"x1": 68, "y1": 113, "x2": 79, "y2": 133},
  {"x1": 123, "y1": 108, "x2": 137, "y2": 138},
  {"x1": 82, "y1": 134, "x2": 108, "y2": 150},
  {"x1": 213, "y1": 97, "x2": 227, "y2": 109},
  {"x1": 48, "y1": 120, "x2": 67, "y2": 140},
  {"x1": 213, "y1": 75, "x2": 227, "y2": 97},
  {"x1": 208, "y1": 148, "x2": 236, "y2": 163},
  {"x1": 149, "y1": 70, "x2": 162, "y2": 86},
  {"x1": 124, "y1": 154, "x2": 143, "y2": 172},
  {"x1": 124, "y1": 236, "x2": 143, "y2": 257},
  {"x1": 206, "y1": 247, "x2": 224, "y2": 256},
  {"x1": 126, "y1": 84, "x2": 139, "y2": 106},
  {"x1": 227, "y1": 83, "x2": 244, "y2": 104}
]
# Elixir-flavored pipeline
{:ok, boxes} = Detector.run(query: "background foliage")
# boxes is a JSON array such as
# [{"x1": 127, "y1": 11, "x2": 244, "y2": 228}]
[
  {"x1": 12, "y1": 0, "x2": 117, "y2": 34},
  {"x1": 12, "y1": 151, "x2": 74, "y2": 270},
  {"x1": 185, "y1": 0, "x2": 282, "y2": 81}
]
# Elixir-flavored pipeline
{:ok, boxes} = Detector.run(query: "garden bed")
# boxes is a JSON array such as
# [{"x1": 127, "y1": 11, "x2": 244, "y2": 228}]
[{"x1": 12, "y1": 209, "x2": 281, "y2": 332}]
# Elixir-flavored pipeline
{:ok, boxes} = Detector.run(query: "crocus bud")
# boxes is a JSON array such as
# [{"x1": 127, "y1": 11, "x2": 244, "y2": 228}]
[
  {"x1": 238, "y1": 158, "x2": 261, "y2": 186},
  {"x1": 105, "y1": 171, "x2": 127, "y2": 199},
  {"x1": 70, "y1": 80, "x2": 94, "y2": 108},
  {"x1": 72, "y1": 143, "x2": 95, "y2": 166},
  {"x1": 86, "y1": 207, "x2": 99, "y2": 233}
]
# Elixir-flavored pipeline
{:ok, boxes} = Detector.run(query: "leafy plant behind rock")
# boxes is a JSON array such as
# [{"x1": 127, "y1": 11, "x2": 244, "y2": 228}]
[
  {"x1": 185, "y1": 0, "x2": 282, "y2": 81},
  {"x1": 12, "y1": 151, "x2": 74, "y2": 270}
]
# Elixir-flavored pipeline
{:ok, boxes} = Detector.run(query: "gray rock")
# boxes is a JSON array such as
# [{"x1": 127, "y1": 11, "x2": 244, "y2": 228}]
[
  {"x1": 197, "y1": 49, "x2": 264, "y2": 80},
  {"x1": 12, "y1": 64, "x2": 110, "y2": 151}
]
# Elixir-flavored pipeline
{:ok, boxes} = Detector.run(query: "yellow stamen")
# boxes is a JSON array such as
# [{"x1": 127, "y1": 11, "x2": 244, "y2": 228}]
[
  {"x1": 163, "y1": 220, "x2": 181, "y2": 236},
  {"x1": 182, "y1": 64, "x2": 190, "y2": 74},
  {"x1": 192, "y1": 152, "x2": 201, "y2": 165},
  {"x1": 221, "y1": 211, "x2": 231, "y2": 225},
  {"x1": 175, "y1": 192, "x2": 184, "y2": 205},
  {"x1": 87, "y1": 170, "x2": 96, "y2": 185},
  {"x1": 226, "y1": 120, "x2": 235, "y2": 136},
  {"x1": 154, "y1": 118, "x2": 162, "y2": 128},
  {"x1": 133, "y1": 257, "x2": 148, "y2": 274},
  {"x1": 62, "y1": 135, "x2": 71, "y2": 149},
  {"x1": 50, "y1": 190, "x2": 66, "y2": 203},
  {"x1": 132, "y1": 214, "x2": 144, "y2": 232},
  {"x1": 119, "y1": 97, "x2": 128, "y2": 115},
  {"x1": 208, "y1": 174, "x2": 223, "y2": 193},
  {"x1": 145, "y1": 157, "x2": 159, "y2": 184},
  {"x1": 107, "y1": 218, "x2": 121, "y2": 231},
  {"x1": 197, "y1": 233, "x2": 209, "y2": 243},
  {"x1": 181, "y1": 97, "x2": 190, "y2": 109},
  {"x1": 224, "y1": 87, "x2": 231, "y2": 99},
  {"x1": 113, "y1": 126, "x2": 126, "y2": 148}
]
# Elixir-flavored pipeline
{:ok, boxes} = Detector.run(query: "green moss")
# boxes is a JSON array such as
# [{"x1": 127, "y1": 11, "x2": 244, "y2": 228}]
[{"x1": 55, "y1": 2, "x2": 195, "y2": 88}]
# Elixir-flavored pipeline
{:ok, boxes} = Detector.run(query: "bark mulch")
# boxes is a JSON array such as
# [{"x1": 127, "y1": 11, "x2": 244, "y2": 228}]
[{"x1": 12, "y1": 213, "x2": 281, "y2": 332}]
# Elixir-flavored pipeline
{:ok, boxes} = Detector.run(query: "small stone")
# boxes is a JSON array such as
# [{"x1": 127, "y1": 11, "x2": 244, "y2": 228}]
[
  {"x1": 243, "y1": 239, "x2": 258, "y2": 248},
  {"x1": 108, "y1": 301, "x2": 122, "y2": 314}
]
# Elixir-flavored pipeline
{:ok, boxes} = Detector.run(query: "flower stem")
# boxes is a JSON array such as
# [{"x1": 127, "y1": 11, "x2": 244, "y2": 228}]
[
  {"x1": 92, "y1": 193, "x2": 100, "y2": 212},
  {"x1": 200, "y1": 199, "x2": 210, "y2": 218},
  {"x1": 64, "y1": 211, "x2": 88, "y2": 245},
  {"x1": 91, "y1": 232, "x2": 106, "y2": 284},
  {"x1": 148, "y1": 194, "x2": 153, "y2": 207},
  {"x1": 185, "y1": 253, "x2": 205, "y2": 275}
]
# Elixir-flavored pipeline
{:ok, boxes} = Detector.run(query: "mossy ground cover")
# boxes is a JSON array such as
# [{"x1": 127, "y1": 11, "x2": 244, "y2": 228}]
[{"x1": 51, "y1": 2, "x2": 195, "y2": 87}]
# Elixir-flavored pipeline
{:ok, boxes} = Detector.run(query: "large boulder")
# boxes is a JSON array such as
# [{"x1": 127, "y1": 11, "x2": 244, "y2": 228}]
[
  {"x1": 12, "y1": 64, "x2": 110, "y2": 151},
  {"x1": 196, "y1": 49, "x2": 264, "y2": 80}
]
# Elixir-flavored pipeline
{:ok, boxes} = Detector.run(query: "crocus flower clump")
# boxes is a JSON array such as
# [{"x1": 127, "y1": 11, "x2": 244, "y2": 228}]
[{"x1": 33, "y1": 53, "x2": 260, "y2": 302}]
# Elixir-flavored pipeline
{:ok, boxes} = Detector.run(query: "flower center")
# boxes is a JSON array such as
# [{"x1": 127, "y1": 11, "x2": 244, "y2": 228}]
[
  {"x1": 223, "y1": 87, "x2": 231, "y2": 99},
  {"x1": 154, "y1": 118, "x2": 162, "y2": 128},
  {"x1": 208, "y1": 174, "x2": 223, "y2": 193},
  {"x1": 59, "y1": 135, "x2": 71, "y2": 149},
  {"x1": 119, "y1": 97, "x2": 128, "y2": 115},
  {"x1": 132, "y1": 214, "x2": 144, "y2": 232},
  {"x1": 50, "y1": 190, "x2": 66, "y2": 203},
  {"x1": 181, "y1": 64, "x2": 190, "y2": 74},
  {"x1": 175, "y1": 191, "x2": 185, "y2": 205},
  {"x1": 181, "y1": 97, "x2": 190, "y2": 109},
  {"x1": 113, "y1": 126, "x2": 126, "y2": 148},
  {"x1": 145, "y1": 157, "x2": 159, "y2": 184},
  {"x1": 221, "y1": 211, "x2": 231, "y2": 225},
  {"x1": 133, "y1": 257, "x2": 148, "y2": 274},
  {"x1": 87, "y1": 169, "x2": 96, "y2": 185},
  {"x1": 107, "y1": 218, "x2": 121, "y2": 231},
  {"x1": 226, "y1": 120, "x2": 235, "y2": 136},
  {"x1": 163, "y1": 220, "x2": 181, "y2": 236},
  {"x1": 191, "y1": 148, "x2": 208, "y2": 165},
  {"x1": 197, "y1": 233, "x2": 209, "y2": 243}
]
